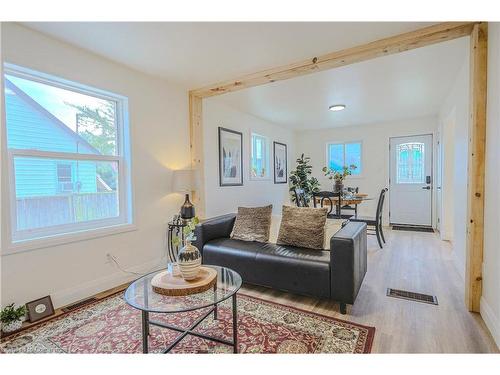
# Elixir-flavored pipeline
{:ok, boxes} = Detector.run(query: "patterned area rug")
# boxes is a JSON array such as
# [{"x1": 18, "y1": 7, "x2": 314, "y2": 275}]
[{"x1": 0, "y1": 293, "x2": 374, "y2": 353}]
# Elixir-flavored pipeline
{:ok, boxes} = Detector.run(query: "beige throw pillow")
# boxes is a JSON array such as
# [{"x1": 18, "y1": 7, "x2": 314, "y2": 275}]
[
  {"x1": 277, "y1": 205, "x2": 328, "y2": 249},
  {"x1": 231, "y1": 205, "x2": 273, "y2": 242}
]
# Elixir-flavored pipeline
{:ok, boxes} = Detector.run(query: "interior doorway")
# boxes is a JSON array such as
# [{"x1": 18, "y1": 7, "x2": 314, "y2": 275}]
[{"x1": 389, "y1": 134, "x2": 433, "y2": 227}]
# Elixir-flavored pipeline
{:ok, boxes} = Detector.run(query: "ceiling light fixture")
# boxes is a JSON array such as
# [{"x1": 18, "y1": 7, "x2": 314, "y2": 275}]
[{"x1": 329, "y1": 104, "x2": 346, "y2": 112}]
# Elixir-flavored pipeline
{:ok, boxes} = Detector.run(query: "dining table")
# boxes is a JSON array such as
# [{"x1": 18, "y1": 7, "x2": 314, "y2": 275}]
[{"x1": 314, "y1": 193, "x2": 373, "y2": 218}]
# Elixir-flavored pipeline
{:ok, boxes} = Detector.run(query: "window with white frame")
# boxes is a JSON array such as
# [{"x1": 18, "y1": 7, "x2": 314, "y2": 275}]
[
  {"x1": 327, "y1": 142, "x2": 362, "y2": 175},
  {"x1": 250, "y1": 133, "x2": 269, "y2": 179},
  {"x1": 3, "y1": 65, "x2": 132, "y2": 244}
]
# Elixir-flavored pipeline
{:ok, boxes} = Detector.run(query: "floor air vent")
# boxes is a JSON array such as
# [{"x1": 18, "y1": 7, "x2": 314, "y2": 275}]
[
  {"x1": 62, "y1": 297, "x2": 98, "y2": 312},
  {"x1": 386, "y1": 288, "x2": 438, "y2": 305},
  {"x1": 392, "y1": 225, "x2": 434, "y2": 233}
]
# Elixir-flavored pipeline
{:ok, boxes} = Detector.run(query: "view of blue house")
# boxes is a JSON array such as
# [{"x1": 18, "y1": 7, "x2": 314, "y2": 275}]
[
  {"x1": 5, "y1": 78, "x2": 102, "y2": 198},
  {"x1": 5, "y1": 78, "x2": 117, "y2": 230}
]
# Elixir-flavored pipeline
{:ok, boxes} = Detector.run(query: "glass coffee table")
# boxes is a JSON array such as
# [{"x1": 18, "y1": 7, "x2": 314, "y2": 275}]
[{"x1": 124, "y1": 265, "x2": 242, "y2": 353}]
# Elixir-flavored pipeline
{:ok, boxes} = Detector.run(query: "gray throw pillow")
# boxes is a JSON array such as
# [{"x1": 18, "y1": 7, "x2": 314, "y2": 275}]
[
  {"x1": 231, "y1": 205, "x2": 273, "y2": 242},
  {"x1": 277, "y1": 205, "x2": 328, "y2": 249}
]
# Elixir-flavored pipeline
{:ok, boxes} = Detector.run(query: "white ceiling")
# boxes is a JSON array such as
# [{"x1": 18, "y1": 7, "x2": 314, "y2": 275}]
[
  {"x1": 214, "y1": 37, "x2": 469, "y2": 130},
  {"x1": 22, "y1": 22, "x2": 434, "y2": 88}
]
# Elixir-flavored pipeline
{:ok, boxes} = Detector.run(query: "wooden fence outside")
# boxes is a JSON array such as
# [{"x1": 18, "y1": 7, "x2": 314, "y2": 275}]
[{"x1": 16, "y1": 192, "x2": 118, "y2": 230}]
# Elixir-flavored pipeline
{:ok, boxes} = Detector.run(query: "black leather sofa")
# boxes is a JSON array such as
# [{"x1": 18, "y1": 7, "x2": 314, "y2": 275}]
[{"x1": 193, "y1": 214, "x2": 367, "y2": 314}]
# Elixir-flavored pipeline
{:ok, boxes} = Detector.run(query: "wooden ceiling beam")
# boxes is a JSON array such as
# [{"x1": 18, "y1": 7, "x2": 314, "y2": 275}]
[{"x1": 190, "y1": 22, "x2": 477, "y2": 98}]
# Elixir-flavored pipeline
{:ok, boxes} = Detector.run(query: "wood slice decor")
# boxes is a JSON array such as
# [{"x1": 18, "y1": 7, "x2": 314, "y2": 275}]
[{"x1": 151, "y1": 266, "x2": 217, "y2": 296}]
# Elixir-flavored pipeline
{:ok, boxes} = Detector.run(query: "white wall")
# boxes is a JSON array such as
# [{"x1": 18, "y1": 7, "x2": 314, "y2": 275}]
[
  {"x1": 438, "y1": 56, "x2": 470, "y2": 279},
  {"x1": 0, "y1": 23, "x2": 191, "y2": 308},
  {"x1": 482, "y1": 22, "x2": 500, "y2": 349},
  {"x1": 295, "y1": 116, "x2": 438, "y2": 224},
  {"x1": 203, "y1": 98, "x2": 294, "y2": 217}
]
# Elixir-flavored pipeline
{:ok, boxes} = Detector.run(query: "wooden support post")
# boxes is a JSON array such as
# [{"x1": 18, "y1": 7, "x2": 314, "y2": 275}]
[
  {"x1": 189, "y1": 93, "x2": 205, "y2": 218},
  {"x1": 465, "y1": 22, "x2": 488, "y2": 312}
]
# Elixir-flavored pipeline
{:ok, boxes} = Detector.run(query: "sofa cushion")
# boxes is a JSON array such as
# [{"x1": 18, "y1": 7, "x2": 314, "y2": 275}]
[
  {"x1": 269, "y1": 216, "x2": 343, "y2": 249},
  {"x1": 277, "y1": 205, "x2": 328, "y2": 249},
  {"x1": 230, "y1": 205, "x2": 273, "y2": 242},
  {"x1": 202, "y1": 238, "x2": 331, "y2": 298},
  {"x1": 255, "y1": 245, "x2": 331, "y2": 298}
]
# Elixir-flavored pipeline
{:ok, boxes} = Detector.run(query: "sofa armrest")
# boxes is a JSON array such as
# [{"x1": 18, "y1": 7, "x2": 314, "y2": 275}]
[
  {"x1": 192, "y1": 214, "x2": 236, "y2": 254},
  {"x1": 330, "y1": 221, "x2": 367, "y2": 305}
]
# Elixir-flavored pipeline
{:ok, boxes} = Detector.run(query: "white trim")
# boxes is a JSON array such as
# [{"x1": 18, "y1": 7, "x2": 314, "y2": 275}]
[
  {"x1": 50, "y1": 257, "x2": 162, "y2": 309},
  {"x1": 480, "y1": 296, "x2": 500, "y2": 349},
  {"x1": 2, "y1": 64, "x2": 133, "y2": 250},
  {"x1": 2, "y1": 223, "x2": 138, "y2": 255},
  {"x1": 9, "y1": 149, "x2": 122, "y2": 162},
  {"x1": 4, "y1": 63, "x2": 128, "y2": 103},
  {"x1": 325, "y1": 140, "x2": 363, "y2": 178}
]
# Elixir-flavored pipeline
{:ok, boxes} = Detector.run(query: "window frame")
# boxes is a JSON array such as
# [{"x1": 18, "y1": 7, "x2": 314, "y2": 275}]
[
  {"x1": 249, "y1": 131, "x2": 270, "y2": 181},
  {"x1": 2, "y1": 64, "x2": 135, "y2": 254},
  {"x1": 325, "y1": 141, "x2": 363, "y2": 178}
]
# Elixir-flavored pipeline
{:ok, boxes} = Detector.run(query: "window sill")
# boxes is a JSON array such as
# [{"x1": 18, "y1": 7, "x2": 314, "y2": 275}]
[{"x1": 2, "y1": 223, "x2": 138, "y2": 256}]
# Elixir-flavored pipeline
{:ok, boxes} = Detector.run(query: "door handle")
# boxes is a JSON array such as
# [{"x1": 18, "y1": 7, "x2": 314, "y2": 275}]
[{"x1": 422, "y1": 186, "x2": 431, "y2": 190}]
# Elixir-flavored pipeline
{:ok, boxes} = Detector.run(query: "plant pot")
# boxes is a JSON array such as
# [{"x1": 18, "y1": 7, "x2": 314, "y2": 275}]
[
  {"x1": 334, "y1": 180, "x2": 344, "y2": 193},
  {"x1": 177, "y1": 241, "x2": 202, "y2": 281},
  {"x1": 2, "y1": 319, "x2": 22, "y2": 333}
]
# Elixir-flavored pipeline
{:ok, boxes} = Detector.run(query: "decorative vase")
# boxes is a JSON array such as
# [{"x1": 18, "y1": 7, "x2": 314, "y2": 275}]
[
  {"x1": 2, "y1": 319, "x2": 22, "y2": 333},
  {"x1": 334, "y1": 180, "x2": 344, "y2": 193},
  {"x1": 177, "y1": 240, "x2": 202, "y2": 280}
]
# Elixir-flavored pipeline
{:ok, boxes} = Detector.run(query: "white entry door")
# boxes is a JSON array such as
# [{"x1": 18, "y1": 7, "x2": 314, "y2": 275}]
[{"x1": 389, "y1": 134, "x2": 433, "y2": 226}]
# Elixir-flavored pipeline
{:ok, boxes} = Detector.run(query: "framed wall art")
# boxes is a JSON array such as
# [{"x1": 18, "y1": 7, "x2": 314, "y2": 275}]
[
  {"x1": 218, "y1": 127, "x2": 243, "y2": 186},
  {"x1": 273, "y1": 141, "x2": 288, "y2": 184}
]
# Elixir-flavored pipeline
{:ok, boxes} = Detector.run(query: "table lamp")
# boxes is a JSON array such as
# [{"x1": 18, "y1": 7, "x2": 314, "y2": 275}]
[{"x1": 172, "y1": 169, "x2": 195, "y2": 220}]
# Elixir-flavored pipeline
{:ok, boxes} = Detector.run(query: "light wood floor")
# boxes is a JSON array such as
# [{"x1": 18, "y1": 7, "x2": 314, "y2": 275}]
[
  {"x1": 4, "y1": 229, "x2": 497, "y2": 352},
  {"x1": 241, "y1": 228, "x2": 499, "y2": 353}
]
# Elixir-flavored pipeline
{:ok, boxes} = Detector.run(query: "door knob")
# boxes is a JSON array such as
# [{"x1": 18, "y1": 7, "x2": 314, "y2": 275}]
[{"x1": 422, "y1": 186, "x2": 431, "y2": 190}]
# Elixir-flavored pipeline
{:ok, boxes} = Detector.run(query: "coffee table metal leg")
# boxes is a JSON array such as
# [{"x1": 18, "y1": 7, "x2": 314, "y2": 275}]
[
  {"x1": 232, "y1": 293, "x2": 238, "y2": 353},
  {"x1": 213, "y1": 283, "x2": 218, "y2": 320},
  {"x1": 142, "y1": 311, "x2": 149, "y2": 353}
]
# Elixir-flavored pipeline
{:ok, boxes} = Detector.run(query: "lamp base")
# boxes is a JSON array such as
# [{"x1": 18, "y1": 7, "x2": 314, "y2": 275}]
[{"x1": 180, "y1": 193, "x2": 195, "y2": 220}]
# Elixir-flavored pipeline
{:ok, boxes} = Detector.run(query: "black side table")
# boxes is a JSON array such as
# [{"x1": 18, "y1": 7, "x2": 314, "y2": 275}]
[{"x1": 167, "y1": 220, "x2": 187, "y2": 262}]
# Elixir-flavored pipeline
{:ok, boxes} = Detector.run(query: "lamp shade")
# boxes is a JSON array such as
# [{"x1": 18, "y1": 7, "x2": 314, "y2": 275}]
[{"x1": 172, "y1": 169, "x2": 194, "y2": 192}]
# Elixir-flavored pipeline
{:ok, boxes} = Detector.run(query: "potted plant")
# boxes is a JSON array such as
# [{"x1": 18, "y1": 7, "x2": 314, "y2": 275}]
[
  {"x1": 1, "y1": 303, "x2": 26, "y2": 333},
  {"x1": 289, "y1": 154, "x2": 320, "y2": 205},
  {"x1": 322, "y1": 164, "x2": 357, "y2": 192}
]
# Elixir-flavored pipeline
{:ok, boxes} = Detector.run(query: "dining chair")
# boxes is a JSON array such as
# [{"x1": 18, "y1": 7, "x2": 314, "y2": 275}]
[
  {"x1": 293, "y1": 188, "x2": 309, "y2": 207},
  {"x1": 349, "y1": 188, "x2": 388, "y2": 249},
  {"x1": 312, "y1": 191, "x2": 337, "y2": 216}
]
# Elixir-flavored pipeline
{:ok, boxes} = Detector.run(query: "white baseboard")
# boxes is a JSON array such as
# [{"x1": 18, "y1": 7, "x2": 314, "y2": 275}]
[
  {"x1": 480, "y1": 296, "x2": 500, "y2": 349},
  {"x1": 50, "y1": 258, "x2": 163, "y2": 309}
]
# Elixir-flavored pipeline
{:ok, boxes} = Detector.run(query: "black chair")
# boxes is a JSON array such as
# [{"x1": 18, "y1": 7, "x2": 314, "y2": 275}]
[
  {"x1": 312, "y1": 191, "x2": 336, "y2": 216},
  {"x1": 293, "y1": 188, "x2": 309, "y2": 207},
  {"x1": 349, "y1": 188, "x2": 388, "y2": 249}
]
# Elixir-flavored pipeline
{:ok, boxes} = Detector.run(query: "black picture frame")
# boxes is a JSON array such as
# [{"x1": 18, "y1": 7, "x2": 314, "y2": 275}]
[
  {"x1": 218, "y1": 127, "x2": 244, "y2": 186},
  {"x1": 273, "y1": 141, "x2": 288, "y2": 184},
  {"x1": 26, "y1": 295, "x2": 55, "y2": 323}
]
